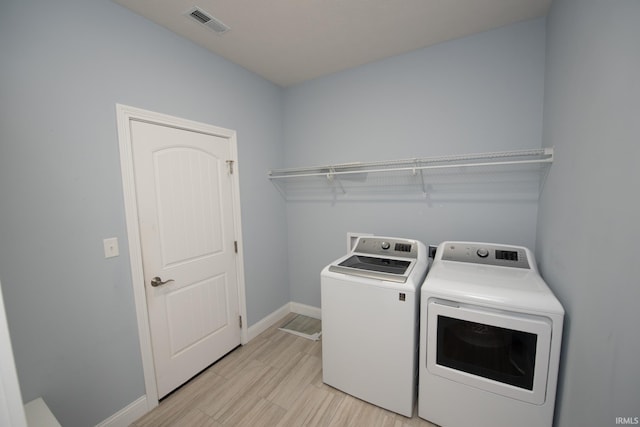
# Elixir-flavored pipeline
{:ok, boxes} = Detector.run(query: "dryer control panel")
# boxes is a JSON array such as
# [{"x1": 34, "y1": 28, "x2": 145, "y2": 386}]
[{"x1": 440, "y1": 242, "x2": 530, "y2": 269}]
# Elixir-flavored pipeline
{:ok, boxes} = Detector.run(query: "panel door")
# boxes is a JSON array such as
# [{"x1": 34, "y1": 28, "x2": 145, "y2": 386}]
[{"x1": 131, "y1": 120, "x2": 240, "y2": 398}]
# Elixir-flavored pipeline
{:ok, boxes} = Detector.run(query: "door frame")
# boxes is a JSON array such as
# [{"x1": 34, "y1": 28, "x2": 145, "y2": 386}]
[
  {"x1": 0, "y1": 279, "x2": 28, "y2": 427},
  {"x1": 115, "y1": 104, "x2": 248, "y2": 409}
]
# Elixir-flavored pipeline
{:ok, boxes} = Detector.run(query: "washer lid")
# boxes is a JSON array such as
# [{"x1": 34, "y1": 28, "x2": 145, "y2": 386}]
[
  {"x1": 329, "y1": 254, "x2": 414, "y2": 283},
  {"x1": 327, "y1": 236, "x2": 424, "y2": 283}
]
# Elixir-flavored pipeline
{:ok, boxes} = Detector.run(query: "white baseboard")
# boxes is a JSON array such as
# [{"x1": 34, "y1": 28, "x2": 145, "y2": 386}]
[
  {"x1": 95, "y1": 396, "x2": 148, "y2": 427},
  {"x1": 246, "y1": 303, "x2": 291, "y2": 341},
  {"x1": 246, "y1": 301, "x2": 321, "y2": 341},
  {"x1": 24, "y1": 398, "x2": 61, "y2": 427},
  {"x1": 290, "y1": 302, "x2": 321, "y2": 319},
  {"x1": 99, "y1": 302, "x2": 321, "y2": 426}
]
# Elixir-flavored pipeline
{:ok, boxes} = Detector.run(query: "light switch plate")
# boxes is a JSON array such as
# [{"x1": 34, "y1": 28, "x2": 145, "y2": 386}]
[{"x1": 103, "y1": 237, "x2": 119, "y2": 258}]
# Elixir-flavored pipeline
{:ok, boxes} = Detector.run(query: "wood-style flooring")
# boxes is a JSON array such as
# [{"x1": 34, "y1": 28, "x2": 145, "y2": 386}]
[{"x1": 131, "y1": 313, "x2": 437, "y2": 427}]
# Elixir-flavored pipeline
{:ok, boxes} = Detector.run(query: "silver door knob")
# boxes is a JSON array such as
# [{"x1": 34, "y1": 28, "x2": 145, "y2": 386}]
[{"x1": 151, "y1": 276, "x2": 174, "y2": 287}]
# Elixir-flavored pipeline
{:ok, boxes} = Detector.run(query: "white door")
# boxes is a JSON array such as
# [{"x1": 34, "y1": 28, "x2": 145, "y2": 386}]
[{"x1": 131, "y1": 120, "x2": 241, "y2": 398}]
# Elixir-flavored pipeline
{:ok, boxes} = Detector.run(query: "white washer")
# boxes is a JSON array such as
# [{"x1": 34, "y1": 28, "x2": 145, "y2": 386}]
[
  {"x1": 418, "y1": 241, "x2": 564, "y2": 427},
  {"x1": 321, "y1": 236, "x2": 428, "y2": 417}
]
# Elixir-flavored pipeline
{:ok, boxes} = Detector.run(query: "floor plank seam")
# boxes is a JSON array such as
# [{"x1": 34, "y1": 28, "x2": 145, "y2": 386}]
[{"x1": 130, "y1": 323, "x2": 437, "y2": 427}]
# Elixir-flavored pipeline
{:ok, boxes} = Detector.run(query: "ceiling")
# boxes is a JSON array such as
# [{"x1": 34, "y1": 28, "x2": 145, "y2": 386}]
[{"x1": 114, "y1": 0, "x2": 551, "y2": 87}]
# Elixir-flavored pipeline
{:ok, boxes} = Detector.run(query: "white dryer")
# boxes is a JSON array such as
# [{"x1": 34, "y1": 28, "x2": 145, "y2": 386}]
[
  {"x1": 418, "y1": 241, "x2": 564, "y2": 427},
  {"x1": 321, "y1": 236, "x2": 428, "y2": 417}
]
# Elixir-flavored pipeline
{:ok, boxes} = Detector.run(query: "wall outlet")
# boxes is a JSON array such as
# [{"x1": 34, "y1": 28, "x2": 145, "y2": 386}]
[{"x1": 103, "y1": 237, "x2": 119, "y2": 258}]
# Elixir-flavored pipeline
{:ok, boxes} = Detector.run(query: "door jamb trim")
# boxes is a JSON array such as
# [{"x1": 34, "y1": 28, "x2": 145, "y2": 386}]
[{"x1": 115, "y1": 104, "x2": 249, "y2": 411}]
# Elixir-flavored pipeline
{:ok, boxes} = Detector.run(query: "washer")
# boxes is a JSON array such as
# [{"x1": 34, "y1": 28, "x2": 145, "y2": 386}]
[
  {"x1": 418, "y1": 241, "x2": 564, "y2": 427},
  {"x1": 321, "y1": 236, "x2": 428, "y2": 417}
]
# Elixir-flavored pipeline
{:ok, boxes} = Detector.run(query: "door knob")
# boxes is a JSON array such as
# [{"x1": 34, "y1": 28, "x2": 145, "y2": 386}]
[{"x1": 151, "y1": 276, "x2": 175, "y2": 287}]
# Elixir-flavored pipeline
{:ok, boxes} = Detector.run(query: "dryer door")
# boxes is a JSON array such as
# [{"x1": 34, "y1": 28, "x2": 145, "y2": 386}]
[{"x1": 426, "y1": 299, "x2": 552, "y2": 404}]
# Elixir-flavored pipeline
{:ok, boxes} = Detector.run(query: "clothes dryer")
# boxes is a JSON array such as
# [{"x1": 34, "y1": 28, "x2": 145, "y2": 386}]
[{"x1": 418, "y1": 241, "x2": 564, "y2": 427}]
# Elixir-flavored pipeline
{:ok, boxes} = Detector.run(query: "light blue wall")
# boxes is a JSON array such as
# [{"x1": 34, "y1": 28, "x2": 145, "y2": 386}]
[
  {"x1": 537, "y1": 0, "x2": 640, "y2": 425},
  {"x1": 283, "y1": 18, "x2": 546, "y2": 307},
  {"x1": 0, "y1": 0, "x2": 288, "y2": 426},
  {"x1": 7, "y1": 1, "x2": 636, "y2": 425}
]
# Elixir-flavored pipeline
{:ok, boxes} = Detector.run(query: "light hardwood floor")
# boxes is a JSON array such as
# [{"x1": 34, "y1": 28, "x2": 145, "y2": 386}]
[{"x1": 131, "y1": 313, "x2": 437, "y2": 427}]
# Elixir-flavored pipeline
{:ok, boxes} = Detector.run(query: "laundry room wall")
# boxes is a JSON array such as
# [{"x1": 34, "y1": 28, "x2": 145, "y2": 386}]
[
  {"x1": 536, "y1": 0, "x2": 640, "y2": 425},
  {"x1": 0, "y1": 0, "x2": 288, "y2": 426},
  {"x1": 282, "y1": 18, "x2": 546, "y2": 307}
]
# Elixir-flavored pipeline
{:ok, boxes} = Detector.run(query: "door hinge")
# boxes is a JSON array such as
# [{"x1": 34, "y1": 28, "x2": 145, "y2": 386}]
[
  {"x1": 239, "y1": 315, "x2": 243, "y2": 328},
  {"x1": 234, "y1": 241, "x2": 238, "y2": 253},
  {"x1": 226, "y1": 160, "x2": 234, "y2": 175}
]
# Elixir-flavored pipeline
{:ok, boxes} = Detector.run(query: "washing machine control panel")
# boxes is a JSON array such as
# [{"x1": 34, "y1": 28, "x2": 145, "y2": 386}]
[
  {"x1": 441, "y1": 242, "x2": 530, "y2": 269},
  {"x1": 353, "y1": 237, "x2": 418, "y2": 259}
]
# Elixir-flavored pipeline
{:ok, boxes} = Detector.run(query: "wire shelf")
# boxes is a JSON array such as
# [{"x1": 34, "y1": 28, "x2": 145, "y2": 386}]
[{"x1": 268, "y1": 148, "x2": 553, "y2": 202}]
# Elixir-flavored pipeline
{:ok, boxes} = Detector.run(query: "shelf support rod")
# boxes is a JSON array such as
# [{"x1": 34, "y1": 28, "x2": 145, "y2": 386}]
[
  {"x1": 327, "y1": 167, "x2": 346, "y2": 194},
  {"x1": 415, "y1": 159, "x2": 427, "y2": 195},
  {"x1": 268, "y1": 148, "x2": 553, "y2": 180},
  {"x1": 269, "y1": 157, "x2": 551, "y2": 179}
]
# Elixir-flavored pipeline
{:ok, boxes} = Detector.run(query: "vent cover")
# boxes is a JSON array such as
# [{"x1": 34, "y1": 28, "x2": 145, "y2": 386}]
[{"x1": 185, "y1": 7, "x2": 230, "y2": 35}]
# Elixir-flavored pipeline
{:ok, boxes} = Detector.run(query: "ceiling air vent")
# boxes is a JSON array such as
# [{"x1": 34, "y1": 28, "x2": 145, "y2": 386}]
[{"x1": 185, "y1": 7, "x2": 230, "y2": 35}]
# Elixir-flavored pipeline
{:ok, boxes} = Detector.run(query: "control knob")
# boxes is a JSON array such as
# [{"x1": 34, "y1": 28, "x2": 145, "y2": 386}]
[
  {"x1": 476, "y1": 248, "x2": 489, "y2": 258},
  {"x1": 381, "y1": 241, "x2": 391, "y2": 250}
]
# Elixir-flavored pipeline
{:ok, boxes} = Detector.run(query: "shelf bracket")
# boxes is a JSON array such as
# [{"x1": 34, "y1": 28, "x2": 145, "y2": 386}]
[
  {"x1": 327, "y1": 167, "x2": 346, "y2": 194},
  {"x1": 415, "y1": 159, "x2": 427, "y2": 195}
]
